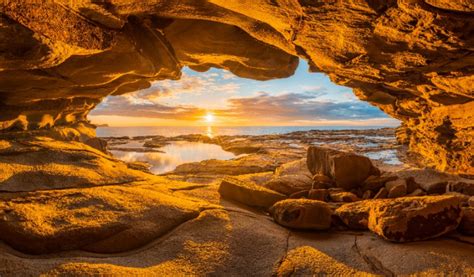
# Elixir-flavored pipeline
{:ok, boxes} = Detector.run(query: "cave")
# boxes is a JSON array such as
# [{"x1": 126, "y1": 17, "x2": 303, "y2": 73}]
[{"x1": 0, "y1": 1, "x2": 473, "y2": 275}]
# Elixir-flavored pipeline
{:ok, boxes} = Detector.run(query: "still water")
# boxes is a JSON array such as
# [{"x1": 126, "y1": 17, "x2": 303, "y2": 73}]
[{"x1": 111, "y1": 141, "x2": 235, "y2": 174}]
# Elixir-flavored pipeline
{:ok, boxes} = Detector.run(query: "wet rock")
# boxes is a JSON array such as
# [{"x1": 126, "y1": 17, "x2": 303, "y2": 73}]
[
  {"x1": 368, "y1": 195, "x2": 462, "y2": 242},
  {"x1": 308, "y1": 189, "x2": 328, "y2": 201},
  {"x1": 270, "y1": 199, "x2": 332, "y2": 230},
  {"x1": 307, "y1": 146, "x2": 380, "y2": 190},
  {"x1": 373, "y1": 187, "x2": 388, "y2": 199},
  {"x1": 218, "y1": 178, "x2": 286, "y2": 209},
  {"x1": 328, "y1": 191, "x2": 359, "y2": 203},
  {"x1": 459, "y1": 207, "x2": 474, "y2": 236},
  {"x1": 335, "y1": 201, "x2": 371, "y2": 230}
]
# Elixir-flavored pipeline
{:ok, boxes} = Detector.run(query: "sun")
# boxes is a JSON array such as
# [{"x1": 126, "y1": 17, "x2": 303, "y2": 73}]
[{"x1": 204, "y1": 112, "x2": 215, "y2": 123}]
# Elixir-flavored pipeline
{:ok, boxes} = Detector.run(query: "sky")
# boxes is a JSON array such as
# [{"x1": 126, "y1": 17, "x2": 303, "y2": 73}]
[{"x1": 89, "y1": 60, "x2": 400, "y2": 127}]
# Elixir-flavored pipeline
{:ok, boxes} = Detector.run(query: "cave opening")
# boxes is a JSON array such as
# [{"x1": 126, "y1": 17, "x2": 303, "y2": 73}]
[{"x1": 88, "y1": 59, "x2": 401, "y2": 174}]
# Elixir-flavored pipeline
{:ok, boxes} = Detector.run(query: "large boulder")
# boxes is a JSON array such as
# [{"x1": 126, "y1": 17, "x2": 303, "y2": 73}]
[
  {"x1": 307, "y1": 146, "x2": 380, "y2": 190},
  {"x1": 334, "y1": 200, "x2": 372, "y2": 230},
  {"x1": 368, "y1": 195, "x2": 462, "y2": 242},
  {"x1": 269, "y1": 199, "x2": 332, "y2": 230},
  {"x1": 218, "y1": 178, "x2": 286, "y2": 209},
  {"x1": 459, "y1": 207, "x2": 474, "y2": 236}
]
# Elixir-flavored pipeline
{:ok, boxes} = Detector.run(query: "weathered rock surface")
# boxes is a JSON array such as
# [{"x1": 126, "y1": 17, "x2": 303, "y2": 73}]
[
  {"x1": 0, "y1": 1, "x2": 472, "y2": 174},
  {"x1": 0, "y1": 131, "x2": 151, "y2": 192},
  {"x1": 270, "y1": 199, "x2": 333, "y2": 230},
  {"x1": 0, "y1": 180, "x2": 206, "y2": 254},
  {"x1": 218, "y1": 178, "x2": 286, "y2": 209},
  {"x1": 335, "y1": 201, "x2": 372, "y2": 230},
  {"x1": 459, "y1": 207, "x2": 474, "y2": 236},
  {"x1": 264, "y1": 158, "x2": 313, "y2": 195},
  {"x1": 307, "y1": 146, "x2": 380, "y2": 190},
  {"x1": 368, "y1": 195, "x2": 462, "y2": 242}
]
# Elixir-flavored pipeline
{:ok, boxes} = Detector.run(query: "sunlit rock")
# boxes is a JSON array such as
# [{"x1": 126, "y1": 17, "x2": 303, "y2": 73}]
[{"x1": 368, "y1": 195, "x2": 462, "y2": 242}]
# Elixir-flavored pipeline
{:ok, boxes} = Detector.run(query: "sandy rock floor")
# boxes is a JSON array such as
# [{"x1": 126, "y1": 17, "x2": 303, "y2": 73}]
[{"x1": 1, "y1": 128, "x2": 473, "y2": 276}]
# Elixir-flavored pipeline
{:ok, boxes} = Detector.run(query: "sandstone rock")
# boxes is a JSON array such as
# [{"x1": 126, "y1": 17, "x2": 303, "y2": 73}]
[
  {"x1": 407, "y1": 188, "x2": 426, "y2": 197},
  {"x1": 0, "y1": 181, "x2": 203, "y2": 254},
  {"x1": 289, "y1": 190, "x2": 310, "y2": 199},
  {"x1": 312, "y1": 174, "x2": 334, "y2": 185},
  {"x1": 362, "y1": 190, "x2": 373, "y2": 199},
  {"x1": 307, "y1": 146, "x2": 380, "y2": 190},
  {"x1": 270, "y1": 199, "x2": 332, "y2": 230},
  {"x1": 264, "y1": 175, "x2": 312, "y2": 196},
  {"x1": 308, "y1": 189, "x2": 329, "y2": 201},
  {"x1": 446, "y1": 182, "x2": 474, "y2": 196},
  {"x1": 0, "y1": 136, "x2": 151, "y2": 192},
  {"x1": 0, "y1": 0, "x2": 472, "y2": 175},
  {"x1": 275, "y1": 158, "x2": 312, "y2": 177},
  {"x1": 425, "y1": 182, "x2": 449, "y2": 195},
  {"x1": 459, "y1": 207, "x2": 474, "y2": 236},
  {"x1": 362, "y1": 174, "x2": 398, "y2": 192},
  {"x1": 335, "y1": 201, "x2": 371, "y2": 230},
  {"x1": 328, "y1": 191, "x2": 359, "y2": 203},
  {"x1": 373, "y1": 187, "x2": 388, "y2": 199},
  {"x1": 386, "y1": 179, "x2": 408, "y2": 198},
  {"x1": 218, "y1": 178, "x2": 286, "y2": 209},
  {"x1": 469, "y1": 197, "x2": 474, "y2": 207},
  {"x1": 368, "y1": 195, "x2": 463, "y2": 242},
  {"x1": 406, "y1": 177, "x2": 420, "y2": 194}
]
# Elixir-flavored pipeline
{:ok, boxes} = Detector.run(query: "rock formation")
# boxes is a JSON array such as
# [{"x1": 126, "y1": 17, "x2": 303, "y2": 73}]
[{"x1": 0, "y1": 0, "x2": 472, "y2": 174}]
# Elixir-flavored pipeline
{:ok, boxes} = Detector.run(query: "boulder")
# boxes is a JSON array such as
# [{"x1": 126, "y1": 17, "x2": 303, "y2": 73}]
[
  {"x1": 218, "y1": 178, "x2": 286, "y2": 209},
  {"x1": 270, "y1": 199, "x2": 332, "y2": 230},
  {"x1": 362, "y1": 174, "x2": 397, "y2": 192},
  {"x1": 289, "y1": 190, "x2": 310, "y2": 199},
  {"x1": 307, "y1": 146, "x2": 379, "y2": 190},
  {"x1": 407, "y1": 188, "x2": 426, "y2": 197},
  {"x1": 362, "y1": 190, "x2": 373, "y2": 199},
  {"x1": 405, "y1": 177, "x2": 420, "y2": 194},
  {"x1": 386, "y1": 179, "x2": 407, "y2": 198},
  {"x1": 264, "y1": 175, "x2": 312, "y2": 196},
  {"x1": 368, "y1": 195, "x2": 462, "y2": 242},
  {"x1": 373, "y1": 187, "x2": 388, "y2": 199},
  {"x1": 334, "y1": 201, "x2": 371, "y2": 230},
  {"x1": 328, "y1": 191, "x2": 359, "y2": 203},
  {"x1": 308, "y1": 189, "x2": 329, "y2": 201},
  {"x1": 446, "y1": 182, "x2": 474, "y2": 196},
  {"x1": 459, "y1": 207, "x2": 474, "y2": 236}
]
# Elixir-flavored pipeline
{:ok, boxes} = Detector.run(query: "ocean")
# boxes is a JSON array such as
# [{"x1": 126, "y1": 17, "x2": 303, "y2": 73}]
[{"x1": 96, "y1": 125, "x2": 395, "y2": 138}]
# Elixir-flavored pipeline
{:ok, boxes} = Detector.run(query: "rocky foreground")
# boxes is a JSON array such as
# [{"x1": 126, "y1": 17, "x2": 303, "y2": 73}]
[{"x1": 1, "y1": 125, "x2": 473, "y2": 276}]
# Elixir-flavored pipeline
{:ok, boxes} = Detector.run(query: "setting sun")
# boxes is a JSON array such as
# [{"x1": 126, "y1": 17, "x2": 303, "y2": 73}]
[{"x1": 204, "y1": 112, "x2": 215, "y2": 123}]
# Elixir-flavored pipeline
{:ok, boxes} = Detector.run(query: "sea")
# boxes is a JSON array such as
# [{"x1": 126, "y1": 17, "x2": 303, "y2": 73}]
[{"x1": 96, "y1": 125, "x2": 394, "y2": 138}]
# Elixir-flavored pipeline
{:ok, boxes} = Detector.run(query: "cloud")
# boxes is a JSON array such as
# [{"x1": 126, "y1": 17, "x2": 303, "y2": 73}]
[
  {"x1": 217, "y1": 92, "x2": 387, "y2": 121},
  {"x1": 91, "y1": 95, "x2": 205, "y2": 121},
  {"x1": 92, "y1": 90, "x2": 389, "y2": 125}
]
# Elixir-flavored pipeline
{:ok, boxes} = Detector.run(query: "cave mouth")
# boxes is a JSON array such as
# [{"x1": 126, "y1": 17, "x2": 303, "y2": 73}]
[{"x1": 87, "y1": 60, "x2": 402, "y2": 175}]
